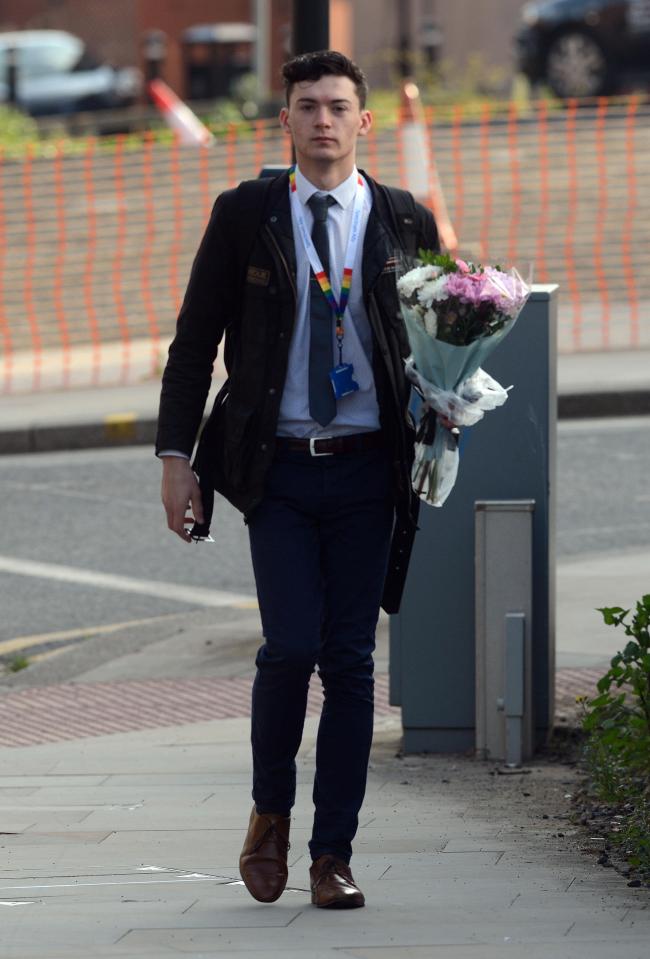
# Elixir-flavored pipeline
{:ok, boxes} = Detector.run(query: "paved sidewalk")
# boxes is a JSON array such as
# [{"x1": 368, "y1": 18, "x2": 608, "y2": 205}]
[
  {"x1": 1, "y1": 710, "x2": 648, "y2": 958},
  {"x1": 0, "y1": 604, "x2": 649, "y2": 957}
]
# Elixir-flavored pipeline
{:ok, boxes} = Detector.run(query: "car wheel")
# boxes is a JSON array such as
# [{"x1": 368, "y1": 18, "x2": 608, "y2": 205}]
[
  {"x1": 545, "y1": 30, "x2": 611, "y2": 98},
  {"x1": 77, "y1": 95, "x2": 110, "y2": 112}
]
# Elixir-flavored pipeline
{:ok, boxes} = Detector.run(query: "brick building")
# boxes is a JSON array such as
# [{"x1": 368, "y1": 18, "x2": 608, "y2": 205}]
[
  {"x1": 0, "y1": 0, "x2": 294, "y2": 100},
  {"x1": 0, "y1": 0, "x2": 528, "y2": 102}
]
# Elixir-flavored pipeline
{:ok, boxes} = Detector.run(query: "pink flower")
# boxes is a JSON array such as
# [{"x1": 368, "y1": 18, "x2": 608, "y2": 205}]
[
  {"x1": 483, "y1": 267, "x2": 528, "y2": 315},
  {"x1": 445, "y1": 271, "x2": 489, "y2": 305},
  {"x1": 455, "y1": 258, "x2": 470, "y2": 273}
]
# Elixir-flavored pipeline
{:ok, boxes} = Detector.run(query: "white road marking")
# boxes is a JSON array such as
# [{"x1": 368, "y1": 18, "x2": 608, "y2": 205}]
[
  {"x1": 0, "y1": 877, "x2": 225, "y2": 891},
  {"x1": 0, "y1": 555, "x2": 255, "y2": 609}
]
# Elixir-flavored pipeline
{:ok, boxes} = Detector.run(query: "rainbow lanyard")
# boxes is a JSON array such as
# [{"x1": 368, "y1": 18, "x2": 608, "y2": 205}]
[{"x1": 289, "y1": 165, "x2": 364, "y2": 363}]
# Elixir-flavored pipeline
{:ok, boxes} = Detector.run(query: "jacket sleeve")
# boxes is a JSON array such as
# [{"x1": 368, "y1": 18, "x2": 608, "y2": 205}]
[{"x1": 155, "y1": 190, "x2": 238, "y2": 457}]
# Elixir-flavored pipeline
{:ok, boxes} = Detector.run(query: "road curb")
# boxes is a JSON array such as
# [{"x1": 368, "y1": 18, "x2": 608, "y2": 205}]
[
  {"x1": 558, "y1": 390, "x2": 650, "y2": 419},
  {"x1": 1, "y1": 392, "x2": 649, "y2": 455},
  {"x1": 0, "y1": 417, "x2": 158, "y2": 455}
]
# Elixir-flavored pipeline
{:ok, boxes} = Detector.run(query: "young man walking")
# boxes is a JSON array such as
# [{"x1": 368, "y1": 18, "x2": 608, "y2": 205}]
[{"x1": 157, "y1": 51, "x2": 439, "y2": 908}]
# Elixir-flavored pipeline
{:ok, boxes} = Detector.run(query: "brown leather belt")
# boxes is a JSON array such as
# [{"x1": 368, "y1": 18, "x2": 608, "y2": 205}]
[{"x1": 275, "y1": 431, "x2": 385, "y2": 457}]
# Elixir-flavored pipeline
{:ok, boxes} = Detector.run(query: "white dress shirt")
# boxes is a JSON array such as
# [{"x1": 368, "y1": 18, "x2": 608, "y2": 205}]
[{"x1": 277, "y1": 164, "x2": 380, "y2": 438}]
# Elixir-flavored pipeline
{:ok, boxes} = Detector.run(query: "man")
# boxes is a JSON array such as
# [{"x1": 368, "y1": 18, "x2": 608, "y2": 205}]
[{"x1": 157, "y1": 50, "x2": 439, "y2": 909}]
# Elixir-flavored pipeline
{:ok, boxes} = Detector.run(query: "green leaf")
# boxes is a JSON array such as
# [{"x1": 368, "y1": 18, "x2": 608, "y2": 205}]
[
  {"x1": 623, "y1": 641, "x2": 641, "y2": 662},
  {"x1": 601, "y1": 718, "x2": 618, "y2": 730},
  {"x1": 598, "y1": 606, "x2": 629, "y2": 626},
  {"x1": 596, "y1": 677, "x2": 612, "y2": 694},
  {"x1": 587, "y1": 693, "x2": 612, "y2": 708},
  {"x1": 417, "y1": 249, "x2": 460, "y2": 273}
]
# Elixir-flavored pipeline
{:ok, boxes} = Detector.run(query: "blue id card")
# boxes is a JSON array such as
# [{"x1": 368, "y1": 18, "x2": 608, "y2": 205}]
[{"x1": 329, "y1": 363, "x2": 360, "y2": 399}]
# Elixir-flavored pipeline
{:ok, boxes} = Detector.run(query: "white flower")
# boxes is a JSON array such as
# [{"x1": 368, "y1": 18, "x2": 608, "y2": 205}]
[
  {"x1": 423, "y1": 307, "x2": 438, "y2": 337},
  {"x1": 397, "y1": 264, "x2": 440, "y2": 299},
  {"x1": 417, "y1": 274, "x2": 448, "y2": 308}
]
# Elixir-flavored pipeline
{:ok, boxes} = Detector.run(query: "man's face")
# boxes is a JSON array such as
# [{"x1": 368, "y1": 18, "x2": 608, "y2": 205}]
[{"x1": 279, "y1": 74, "x2": 372, "y2": 167}]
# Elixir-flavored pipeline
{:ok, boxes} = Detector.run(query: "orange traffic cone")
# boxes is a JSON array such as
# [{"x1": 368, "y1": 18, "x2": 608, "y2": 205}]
[
  {"x1": 148, "y1": 79, "x2": 215, "y2": 147},
  {"x1": 399, "y1": 80, "x2": 457, "y2": 253}
]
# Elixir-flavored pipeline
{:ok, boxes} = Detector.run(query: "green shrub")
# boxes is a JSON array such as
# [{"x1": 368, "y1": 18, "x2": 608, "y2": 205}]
[
  {"x1": 580, "y1": 595, "x2": 650, "y2": 874},
  {"x1": 6, "y1": 654, "x2": 30, "y2": 673},
  {"x1": 0, "y1": 104, "x2": 39, "y2": 148}
]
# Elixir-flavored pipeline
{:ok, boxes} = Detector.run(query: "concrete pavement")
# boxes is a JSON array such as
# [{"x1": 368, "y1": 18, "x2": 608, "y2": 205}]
[
  {"x1": 0, "y1": 600, "x2": 648, "y2": 957},
  {"x1": 1, "y1": 701, "x2": 648, "y2": 957},
  {"x1": 0, "y1": 346, "x2": 648, "y2": 956}
]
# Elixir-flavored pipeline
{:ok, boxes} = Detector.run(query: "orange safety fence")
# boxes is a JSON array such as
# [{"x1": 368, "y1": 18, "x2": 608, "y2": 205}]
[{"x1": 1, "y1": 97, "x2": 649, "y2": 394}]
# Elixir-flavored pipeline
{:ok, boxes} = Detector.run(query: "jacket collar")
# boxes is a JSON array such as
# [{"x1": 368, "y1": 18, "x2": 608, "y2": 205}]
[
  {"x1": 360, "y1": 172, "x2": 400, "y2": 296},
  {"x1": 293, "y1": 164, "x2": 360, "y2": 210}
]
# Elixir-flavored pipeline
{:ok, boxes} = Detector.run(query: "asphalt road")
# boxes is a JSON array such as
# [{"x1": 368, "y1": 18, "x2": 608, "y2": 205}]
[{"x1": 0, "y1": 415, "x2": 649, "y2": 644}]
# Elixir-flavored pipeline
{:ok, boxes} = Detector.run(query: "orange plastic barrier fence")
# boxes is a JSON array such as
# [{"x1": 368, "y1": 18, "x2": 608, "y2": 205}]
[{"x1": 1, "y1": 97, "x2": 648, "y2": 394}]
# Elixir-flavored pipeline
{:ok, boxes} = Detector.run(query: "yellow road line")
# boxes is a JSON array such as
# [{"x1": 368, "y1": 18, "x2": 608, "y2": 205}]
[
  {"x1": 29, "y1": 647, "x2": 69, "y2": 665},
  {"x1": 0, "y1": 613, "x2": 185, "y2": 658},
  {"x1": 104, "y1": 412, "x2": 137, "y2": 440}
]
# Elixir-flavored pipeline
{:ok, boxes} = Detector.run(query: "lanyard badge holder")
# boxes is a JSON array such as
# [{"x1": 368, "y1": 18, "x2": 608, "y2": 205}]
[
  {"x1": 329, "y1": 265, "x2": 359, "y2": 399},
  {"x1": 289, "y1": 167, "x2": 363, "y2": 401},
  {"x1": 329, "y1": 360, "x2": 359, "y2": 399},
  {"x1": 328, "y1": 266, "x2": 359, "y2": 399}
]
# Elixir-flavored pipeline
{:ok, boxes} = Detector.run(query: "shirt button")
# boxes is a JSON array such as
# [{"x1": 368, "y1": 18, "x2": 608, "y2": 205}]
[
  {"x1": 261, "y1": 443, "x2": 268, "y2": 451},
  {"x1": 279, "y1": 331, "x2": 286, "y2": 339},
  {"x1": 268, "y1": 388, "x2": 276, "y2": 395}
]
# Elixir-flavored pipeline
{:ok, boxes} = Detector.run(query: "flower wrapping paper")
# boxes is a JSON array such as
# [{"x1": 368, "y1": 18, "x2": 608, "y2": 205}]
[{"x1": 397, "y1": 255, "x2": 531, "y2": 507}]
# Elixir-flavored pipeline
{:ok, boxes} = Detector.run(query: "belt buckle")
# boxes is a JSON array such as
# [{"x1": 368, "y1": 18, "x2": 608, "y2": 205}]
[{"x1": 309, "y1": 436, "x2": 334, "y2": 457}]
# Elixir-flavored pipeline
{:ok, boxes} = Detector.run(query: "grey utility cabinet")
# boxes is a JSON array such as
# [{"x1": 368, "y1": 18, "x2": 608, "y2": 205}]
[{"x1": 389, "y1": 285, "x2": 558, "y2": 754}]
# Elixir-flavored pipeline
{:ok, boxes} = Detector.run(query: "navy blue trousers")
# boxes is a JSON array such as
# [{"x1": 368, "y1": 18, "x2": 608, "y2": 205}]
[{"x1": 247, "y1": 446, "x2": 394, "y2": 864}]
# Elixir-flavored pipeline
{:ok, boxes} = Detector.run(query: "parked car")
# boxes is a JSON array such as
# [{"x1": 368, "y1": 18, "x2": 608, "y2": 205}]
[
  {"x1": 516, "y1": 0, "x2": 650, "y2": 98},
  {"x1": 0, "y1": 30, "x2": 141, "y2": 115}
]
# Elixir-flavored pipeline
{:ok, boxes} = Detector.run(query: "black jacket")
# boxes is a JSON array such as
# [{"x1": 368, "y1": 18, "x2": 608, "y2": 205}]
[{"x1": 156, "y1": 170, "x2": 439, "y2": 612}]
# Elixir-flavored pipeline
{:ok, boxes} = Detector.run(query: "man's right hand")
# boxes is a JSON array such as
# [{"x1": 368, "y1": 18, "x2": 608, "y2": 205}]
[{"x1": 161, "y1": 456, "x2": 205, "y2": 543}]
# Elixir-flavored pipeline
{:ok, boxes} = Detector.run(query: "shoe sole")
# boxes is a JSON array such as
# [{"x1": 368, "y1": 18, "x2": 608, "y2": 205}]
[
  {"x1": 311, "y1": 893, "x2": 365, "y2": 908},
  {"x1": 239, "y1": 865, "x2": 287, "y2": 903}
]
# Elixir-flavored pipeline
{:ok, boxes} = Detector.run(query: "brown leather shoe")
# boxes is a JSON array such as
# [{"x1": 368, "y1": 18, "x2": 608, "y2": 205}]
[
  {"x1": 239, "y1": 806, "x2": 291, "y2": 903},
  {"x1": 309, "y1": 854, "x2": 365, "y2": 908}
]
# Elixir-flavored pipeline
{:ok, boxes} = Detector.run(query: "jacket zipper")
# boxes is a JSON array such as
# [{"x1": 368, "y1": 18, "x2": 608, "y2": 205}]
[{"x1": 241, "y1": 222, "x2": 297, "y2": 525}]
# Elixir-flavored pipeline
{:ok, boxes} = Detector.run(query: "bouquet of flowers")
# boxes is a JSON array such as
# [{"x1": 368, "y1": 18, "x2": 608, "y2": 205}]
[{"x1": 397, "y1": 251, "x2": 531, "y2": 506}]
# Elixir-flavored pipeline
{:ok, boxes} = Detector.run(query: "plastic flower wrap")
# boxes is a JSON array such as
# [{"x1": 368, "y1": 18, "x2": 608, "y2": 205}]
[{"x1": 397, "y1": 251, "x2": 531, "y2": 506}]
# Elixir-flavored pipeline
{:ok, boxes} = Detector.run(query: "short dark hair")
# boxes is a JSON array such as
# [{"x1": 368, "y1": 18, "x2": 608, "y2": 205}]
[{"x1": 282, "y1": 50, "x2": 369, "y2": 109}]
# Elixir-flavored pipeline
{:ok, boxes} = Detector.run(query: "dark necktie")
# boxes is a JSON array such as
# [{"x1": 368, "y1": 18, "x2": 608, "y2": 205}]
[{"x1": 307, "y1": 193, "x2": 337, "y2": 427}]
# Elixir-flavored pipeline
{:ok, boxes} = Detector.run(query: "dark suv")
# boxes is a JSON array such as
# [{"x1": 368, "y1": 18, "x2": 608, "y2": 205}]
[
  {"x1": 0, "y1": 30, "x2": 141, "y2": 115},
  {"x1": 516, "y1": 0, "x2": 650, "y2": 98}
]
